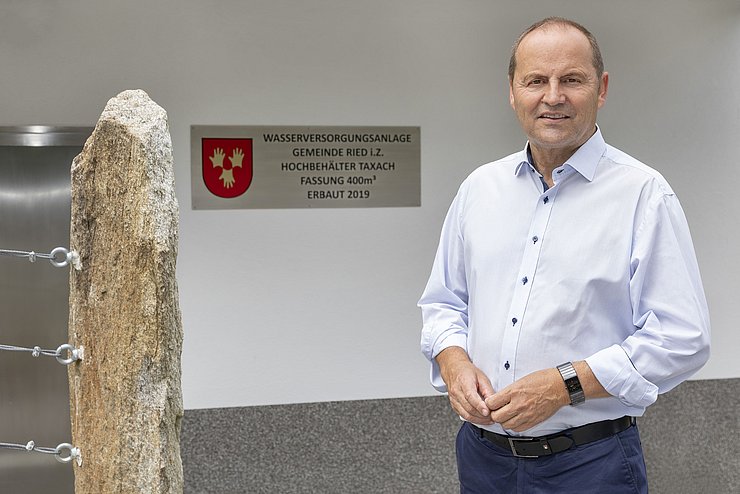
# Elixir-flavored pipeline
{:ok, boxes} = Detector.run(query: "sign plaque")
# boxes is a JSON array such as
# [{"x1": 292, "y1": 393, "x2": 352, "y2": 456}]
[{"x1": 191, "y1": 125, "x2": 420, "y2": 209}]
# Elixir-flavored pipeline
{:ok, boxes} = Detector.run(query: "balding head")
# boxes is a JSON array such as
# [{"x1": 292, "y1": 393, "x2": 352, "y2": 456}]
[{"x1": 508, "y1": 17, "x2": 604, "y2": 83}]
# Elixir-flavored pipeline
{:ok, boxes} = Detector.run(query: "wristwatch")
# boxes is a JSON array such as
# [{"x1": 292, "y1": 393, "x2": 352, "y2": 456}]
[{"x1": 557, "y1": 362, "x2": 585, "y2": 405}]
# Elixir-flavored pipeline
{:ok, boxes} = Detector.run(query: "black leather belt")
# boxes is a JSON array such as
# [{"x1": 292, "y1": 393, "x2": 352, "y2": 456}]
[{"x1": 475, "y1": 416, "x2": 634, "y2": 458}]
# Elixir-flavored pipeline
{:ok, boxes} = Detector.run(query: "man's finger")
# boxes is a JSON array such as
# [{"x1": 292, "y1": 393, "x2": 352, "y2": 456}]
[
  {"x1": 489, "y1": 404, "x2": 517, "y2": 425},
  {"x1": 454, "y1": 385, "x2": 489, "y2": 418},
  {"x1": 464, "y1": 389, "x2": 491, "y2": 417},
  {"x1": 448, "y1": 394, "x2": 492, "y2": 424},
  {"x1": 476, "y1": 371, "x2": 496, "y2": 400},
  {"x1": 449, "y1": 380, "x2": 493, "y2": 421},
  {"x1": 485, "y1": 389, "x2": 510, "y2": 411}
]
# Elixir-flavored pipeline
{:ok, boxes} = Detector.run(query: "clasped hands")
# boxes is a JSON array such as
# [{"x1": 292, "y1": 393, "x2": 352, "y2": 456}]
[{"x1": 437, "y1": 347, "x2": 570, "y2": 432}]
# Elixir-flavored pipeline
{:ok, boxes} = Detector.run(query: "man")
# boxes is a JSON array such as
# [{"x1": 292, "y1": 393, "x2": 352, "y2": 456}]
[{"x1": 419, "y1": 17, "x2": 710, "y2": 493}]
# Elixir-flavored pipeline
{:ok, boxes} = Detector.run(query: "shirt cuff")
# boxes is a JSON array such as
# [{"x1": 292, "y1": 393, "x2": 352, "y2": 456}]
[
  {"x1": 586, "y1": 344, "x2": 658, "y2": 408},
  {"x1": 429, "y1": 334, "x2": 468, "y2": 393}
]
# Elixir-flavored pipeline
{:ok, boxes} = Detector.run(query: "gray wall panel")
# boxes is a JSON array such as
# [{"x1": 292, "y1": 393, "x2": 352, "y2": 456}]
[
  {"x1": 182, "y1": 379, "x2": 739, "y2": 493},
  {"x1": 639, "y1": 379, "x2": 740, "y2": 493},
  {"x1": 182, "y1": 397, "x2": 459, "y2": 493}
]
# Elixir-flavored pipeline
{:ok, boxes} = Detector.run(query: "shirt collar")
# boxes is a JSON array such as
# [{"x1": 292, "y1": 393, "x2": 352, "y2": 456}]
[{"x1": 514, "y1": 126, "x2": 607, "y2": 182}]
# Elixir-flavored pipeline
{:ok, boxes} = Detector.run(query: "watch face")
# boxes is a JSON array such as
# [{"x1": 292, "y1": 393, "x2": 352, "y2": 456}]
[{"x1": 566, "y1": 378, "x2": 582, "y2": 393}]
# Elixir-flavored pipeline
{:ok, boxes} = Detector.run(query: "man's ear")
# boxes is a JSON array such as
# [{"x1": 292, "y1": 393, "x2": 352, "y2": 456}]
[
  {"x1": 597, "y1": 72, "x2": 609, "y2": 108},
  {"x1": 509, "y1": 81, "x2": 516, "y2": 110}
]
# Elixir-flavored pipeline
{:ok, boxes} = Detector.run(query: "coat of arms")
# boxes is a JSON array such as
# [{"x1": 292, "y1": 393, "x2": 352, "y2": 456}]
[{"x1": 202, "y1": 138, "x2": 253, "y2": 198}]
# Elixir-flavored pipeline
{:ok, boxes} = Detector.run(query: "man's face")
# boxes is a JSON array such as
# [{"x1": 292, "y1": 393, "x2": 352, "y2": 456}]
[{"x1": 509, "y1": 26, "x2": 608, "y2": 160}]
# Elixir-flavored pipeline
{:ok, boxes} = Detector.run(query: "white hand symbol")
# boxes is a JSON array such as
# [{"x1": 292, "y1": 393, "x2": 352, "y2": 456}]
[
  {"x1": 220, "y1": 168, "x2": 235, "y2": 188},
  {"x1": 229, "y1": 148, "x2": 244, "y2": 168},
  {"x1": 209, "y1": 148, "x2": 225, "y2": 168}
]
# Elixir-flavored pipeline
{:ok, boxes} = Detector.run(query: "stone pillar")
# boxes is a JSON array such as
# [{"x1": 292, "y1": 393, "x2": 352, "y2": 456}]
[{"x1": 67, "y1": 90, "x2": 183, "y2": 494}]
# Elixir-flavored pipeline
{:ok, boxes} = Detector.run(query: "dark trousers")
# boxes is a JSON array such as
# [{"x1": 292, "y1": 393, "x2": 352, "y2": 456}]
[{"x1": 456, "y1": 421, "x2": 648, "y2": 493}]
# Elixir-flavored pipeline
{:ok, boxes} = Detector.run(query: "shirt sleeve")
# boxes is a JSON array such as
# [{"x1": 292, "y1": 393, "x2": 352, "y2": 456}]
[
  {"x1": 586, "y1": 191, "x2": 711, "y2": 407},
  {"x1": 418, "y1": 185, "x2": 470, "y2": 392}
]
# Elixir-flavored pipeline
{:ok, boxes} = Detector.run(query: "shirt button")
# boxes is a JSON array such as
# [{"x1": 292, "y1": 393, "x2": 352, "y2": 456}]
[
  {"x1": 521, "y1": 276, "x2": 528, "y2": 285},
  {"x1": 504, "y1": 361, "x2": 510, "y2": 370},
  {"x1": 532, "y1": 236, "x2": 539, "y2": 244},
  {"x1": 543, "y1": 196, "x2": 549, "y2": 204},
  {"x1": 557, "y1": 169, "x2": 563, "y2": 174},
  {"x1": 512, "y1": 317, "x2": 518, "y2": 325}
]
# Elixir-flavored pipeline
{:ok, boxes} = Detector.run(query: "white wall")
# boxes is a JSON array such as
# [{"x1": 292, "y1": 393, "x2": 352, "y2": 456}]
[{"x1": 1, "y1": 1, "x2": 738, "y2": 409}]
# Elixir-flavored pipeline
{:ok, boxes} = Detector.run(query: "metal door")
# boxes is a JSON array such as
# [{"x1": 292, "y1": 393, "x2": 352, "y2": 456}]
[{"x1": 0, "y1": 126, "x2": 91, "y2": 493}]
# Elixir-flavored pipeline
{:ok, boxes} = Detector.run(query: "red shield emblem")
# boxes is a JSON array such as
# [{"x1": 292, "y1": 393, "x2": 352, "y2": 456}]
[{"x1": 202, "y1": 138, "x2": 253, "y2": 198}]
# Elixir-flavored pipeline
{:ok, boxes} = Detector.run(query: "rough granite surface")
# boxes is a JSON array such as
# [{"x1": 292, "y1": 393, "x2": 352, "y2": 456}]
[
  {"x1": 68, "y1": 89, "x2": 184, "y2": 494},
  {"x1": 181, "y1": 379, "x2": 739, "y2": 493}
]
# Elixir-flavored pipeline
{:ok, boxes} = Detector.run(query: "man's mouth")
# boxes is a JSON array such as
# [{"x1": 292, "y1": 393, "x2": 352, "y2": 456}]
[{"x1": 539, "y1": 113, "x2": 569, "y2": 120}]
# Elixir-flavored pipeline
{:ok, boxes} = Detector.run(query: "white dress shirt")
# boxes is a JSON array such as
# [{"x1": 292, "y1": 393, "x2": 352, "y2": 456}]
[{"x1": 419, "y1": 128, "x2": 710, "y2": 436}]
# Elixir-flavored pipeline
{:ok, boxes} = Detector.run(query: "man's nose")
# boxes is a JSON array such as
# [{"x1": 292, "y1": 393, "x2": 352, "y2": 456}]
[{"x1": 542, "y1": 80, "x2": 565, "y2": 105}]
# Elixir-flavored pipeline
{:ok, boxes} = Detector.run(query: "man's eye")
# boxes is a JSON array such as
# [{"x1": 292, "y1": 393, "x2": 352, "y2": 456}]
[
  {"x1": 563, "y1": 78, "x2": 581, "y2": 84},
  {"x1": 528, "y1": 79, "x2": 544, "y2": 86}
]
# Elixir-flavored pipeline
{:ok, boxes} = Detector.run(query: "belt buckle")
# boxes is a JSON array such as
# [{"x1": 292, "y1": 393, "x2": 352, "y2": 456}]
[{"x1": 507, "y1": 436, "x2": 550, "y2": 458}]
